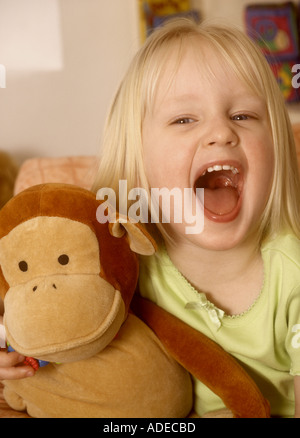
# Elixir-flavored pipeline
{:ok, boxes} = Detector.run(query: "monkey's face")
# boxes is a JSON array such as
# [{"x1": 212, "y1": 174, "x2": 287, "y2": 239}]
[{"x1": 0, "y1": 216, "x2": 125, "y2": 362}]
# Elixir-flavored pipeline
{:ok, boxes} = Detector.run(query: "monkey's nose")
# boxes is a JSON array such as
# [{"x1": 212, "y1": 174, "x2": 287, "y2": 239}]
[{"x1": 32, "y1": 284, "x2": 57, "y2": 292}]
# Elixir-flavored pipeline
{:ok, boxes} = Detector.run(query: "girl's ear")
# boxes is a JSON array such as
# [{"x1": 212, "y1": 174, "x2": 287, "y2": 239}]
[{"x1": 109, "y1": 214, "x2": 156, "y2": 256}]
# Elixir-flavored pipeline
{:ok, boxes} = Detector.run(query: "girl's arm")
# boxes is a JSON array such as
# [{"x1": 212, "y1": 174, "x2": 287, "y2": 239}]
[{"x1": 294, "y1": 376, "x2": 300, "y2": 417}]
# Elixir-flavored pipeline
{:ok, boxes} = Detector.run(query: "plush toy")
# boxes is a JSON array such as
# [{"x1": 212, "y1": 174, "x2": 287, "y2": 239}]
[
  {"x1": 0, "y1": 183, "x2": 270, "y2": 418},
  {"x1": 0, "y1": 183, "x2": 193, "y2": 418}
]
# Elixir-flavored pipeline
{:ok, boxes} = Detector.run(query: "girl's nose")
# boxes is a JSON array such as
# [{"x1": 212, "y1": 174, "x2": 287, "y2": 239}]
[{"x1": 205, "y1": 120, "x2": 238, "y2": 148}]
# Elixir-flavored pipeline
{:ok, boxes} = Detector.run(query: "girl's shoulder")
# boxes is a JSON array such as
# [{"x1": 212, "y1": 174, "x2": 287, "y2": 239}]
[{"x1": 262, "y1": 232, "x2": 300, "y2": 269}]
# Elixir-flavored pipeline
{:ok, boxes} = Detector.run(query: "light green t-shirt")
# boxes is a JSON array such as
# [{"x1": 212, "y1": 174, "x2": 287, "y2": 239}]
[{"x1": 139, "y1": 233, "x2": 300, "y2": 417}]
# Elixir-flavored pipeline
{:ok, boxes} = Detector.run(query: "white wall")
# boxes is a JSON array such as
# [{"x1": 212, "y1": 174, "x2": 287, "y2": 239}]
[{"x1": 0, "y1": 0, "x2": 140, "y2": 162}]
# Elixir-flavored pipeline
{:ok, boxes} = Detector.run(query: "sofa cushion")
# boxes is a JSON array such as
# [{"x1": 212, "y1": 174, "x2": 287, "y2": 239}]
[{"x1": 14, "y1": 156, "x2": 97, "y2": 195}]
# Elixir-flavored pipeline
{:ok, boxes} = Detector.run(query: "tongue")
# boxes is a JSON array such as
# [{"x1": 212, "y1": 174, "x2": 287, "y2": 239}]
[
  {"x1": 204, "y1": 186, "x2": 239, "y2": 215},
  {"x1": 196, "y1": 171, "x2": 240, "y2": 216}
]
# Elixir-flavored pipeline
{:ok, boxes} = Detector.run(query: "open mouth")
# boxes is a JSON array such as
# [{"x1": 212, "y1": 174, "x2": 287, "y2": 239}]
[{"x1": 194, "y1": 162, "x2": 243, "y2": 222}]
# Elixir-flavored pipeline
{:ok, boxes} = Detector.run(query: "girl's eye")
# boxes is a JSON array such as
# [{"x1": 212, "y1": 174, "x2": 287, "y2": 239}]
[
  {"x1": 232, "y1": 114, "x2": 250, "y2": 121},
  {"x1": 173, "y1": 117, "x2": 195, "y2": 125}
]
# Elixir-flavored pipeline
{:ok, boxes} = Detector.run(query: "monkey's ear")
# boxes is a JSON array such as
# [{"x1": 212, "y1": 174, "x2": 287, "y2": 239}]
[{"x1": 109, "y1": 215, "x2": 156, "y2": 256}]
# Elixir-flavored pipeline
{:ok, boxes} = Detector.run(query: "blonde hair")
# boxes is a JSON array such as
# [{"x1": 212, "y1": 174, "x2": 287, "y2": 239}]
[{"x1": 92, "y1": 18, "x2": 300, "y2": 243}]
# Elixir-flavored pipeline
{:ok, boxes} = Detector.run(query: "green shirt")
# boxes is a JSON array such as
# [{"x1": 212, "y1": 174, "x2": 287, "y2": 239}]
[{"x1": 139, "y1": 233, "x2": 300, "y2": 417}]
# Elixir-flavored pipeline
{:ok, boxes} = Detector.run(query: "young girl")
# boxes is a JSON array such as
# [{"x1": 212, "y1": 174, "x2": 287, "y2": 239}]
[
  {"x1": 92, "y1": 19, "x2": 300, "y2": 417},
  {"x1": 1, "y1": 18, "x2": 300, "y2": 418}
]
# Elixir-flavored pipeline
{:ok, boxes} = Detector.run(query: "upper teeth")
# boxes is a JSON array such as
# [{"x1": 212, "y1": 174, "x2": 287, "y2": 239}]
[{"x1": 203, "y1": 165, "x2": 239, "y2": 175}]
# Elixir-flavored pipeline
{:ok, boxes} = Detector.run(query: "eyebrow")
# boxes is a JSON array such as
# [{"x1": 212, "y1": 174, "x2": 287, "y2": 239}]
[{"x1": 161, "y1": 91, "x2": 265, "y2": 108}]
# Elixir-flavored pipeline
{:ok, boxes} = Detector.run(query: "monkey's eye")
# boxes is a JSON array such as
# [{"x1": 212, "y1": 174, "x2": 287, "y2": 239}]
[
  {"x1": 58, "y1": 254, "x2": 69, "y2": 265},
  {"x1": 18, "y1": 261, "x2": 28, "y2": 272}
]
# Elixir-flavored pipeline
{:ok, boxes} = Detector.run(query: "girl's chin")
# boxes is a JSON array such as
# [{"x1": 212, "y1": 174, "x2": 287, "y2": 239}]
[
  {"x1": 195, "y1": 223, "x2": 258, "y2": 252},
  {"x1": 166, "y1": 224, "x2": 248, "y2": 252}
]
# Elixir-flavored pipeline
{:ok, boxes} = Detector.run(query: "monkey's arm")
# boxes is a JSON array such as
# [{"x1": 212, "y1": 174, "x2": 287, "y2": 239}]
[{"x1": 132, "y1": 295, "x2": 270, "y2": 418}]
